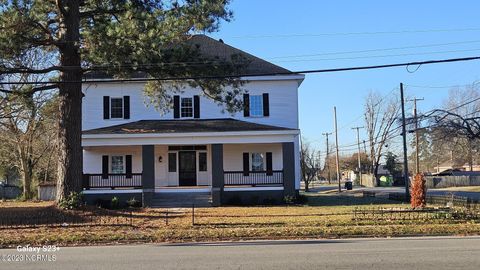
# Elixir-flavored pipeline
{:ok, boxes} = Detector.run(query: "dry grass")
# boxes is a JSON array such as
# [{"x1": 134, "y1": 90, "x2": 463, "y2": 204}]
[{"x1": 1, "y1": 193, "x2": 479, "y2": 248}]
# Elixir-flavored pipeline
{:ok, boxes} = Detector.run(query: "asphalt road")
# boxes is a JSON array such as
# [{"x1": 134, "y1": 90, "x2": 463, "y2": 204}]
[{"x1": 2, "y1": 236, "x2": 480, "y2": 270}]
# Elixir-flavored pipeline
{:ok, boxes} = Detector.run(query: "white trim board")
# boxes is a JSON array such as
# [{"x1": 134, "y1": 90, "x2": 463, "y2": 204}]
[
  {"x1": 82, "y1": 189, "x2": 143, "y2": 195},
  {"x1": 224, "y1": 186, "x2": 284, "y2": 192},
  {"x1": 82, "y1": 132, "x2": 298, "y2": 147},
  {"x1": 155, "y1": 187, "x2": 212, "y2": 193}
]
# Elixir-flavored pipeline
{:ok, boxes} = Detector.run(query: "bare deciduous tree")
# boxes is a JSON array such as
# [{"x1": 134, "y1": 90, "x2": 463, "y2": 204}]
[
  {"x1": 364, "y1": 91, "x2": 400, "y2": 183},
  {"x1": 0, "y1": 52, "x2": 58, "y2": 199},
  {"x1": 429, "y1": 84, "x2": 480, "y2": 171},
  {"x1": 300, "y1": 140, "x2": 321, "y2": 192}
]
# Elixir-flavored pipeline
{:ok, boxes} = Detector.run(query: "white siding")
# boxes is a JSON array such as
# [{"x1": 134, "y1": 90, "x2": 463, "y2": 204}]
[
  {"x1": 223, "y1": 144, "x2": 283, "y2": 171},
  {"x1": 83, "y1": 146, "x2": 142, "y2": 174},
  {"x1": 82, "y1": 79, "x2": 300, "y2": 130}
]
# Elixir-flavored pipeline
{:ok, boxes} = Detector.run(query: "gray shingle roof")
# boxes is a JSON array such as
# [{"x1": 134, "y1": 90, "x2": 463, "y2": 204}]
[
  {"x1": 84, "y1": 35, "x2": 291, "y2": 79},
  {"x1": 186, "y1": 35, "x2": 291, "y2": 75},
  {"x1": 83, "y1": 118, "x2": 295, "y2": 135}
]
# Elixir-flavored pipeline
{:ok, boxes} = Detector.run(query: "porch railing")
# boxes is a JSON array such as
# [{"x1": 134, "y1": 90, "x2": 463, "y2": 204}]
[
  {"x1": 224, "y1": 170, "x2": 283, "y2": 186},
  {"x1": 82, "y1": 173, "x2": 142, "y2": 189}
]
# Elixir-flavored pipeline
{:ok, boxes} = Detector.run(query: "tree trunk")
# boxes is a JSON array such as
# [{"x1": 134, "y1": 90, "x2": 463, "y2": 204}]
[
  {"x1": 21, "y1": 163, "x2": 33, "y2": 200},
  {"x1": 56, "y1": 1, "x2": 83, "y2": 202},
  {"x1": 468, "y1": 140, "x2": 474, "y2": 171},
  {"x1": 373, "y1": 163, "x2": 380, "y2": 186}
]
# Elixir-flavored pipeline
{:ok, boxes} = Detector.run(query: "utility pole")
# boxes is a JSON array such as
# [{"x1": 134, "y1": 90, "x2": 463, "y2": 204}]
[
  {"x1": 322, "y1": 132, "x2": 332, "y2": 184},
  {"x1": 407, "y1": 97, "x2": 424, "y2": 174},
  {"x1": 351, "y1": 126, "x2": 364, "y2": 186},
  {"x1": 400, "y1": 83, "x2": 410, "y2": 201},
  {"x1": 334, "y1": 106, "x2": 341, "y2": 192}
]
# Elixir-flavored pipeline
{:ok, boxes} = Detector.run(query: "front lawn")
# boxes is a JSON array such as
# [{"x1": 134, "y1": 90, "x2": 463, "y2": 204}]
[{"x1": 1, "y1": 193, "x2": 479, "y2": 247}]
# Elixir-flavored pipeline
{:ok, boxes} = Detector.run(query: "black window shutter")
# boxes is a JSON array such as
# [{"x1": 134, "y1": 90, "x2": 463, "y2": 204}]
[
  {"x1": 103, "y1": 96, "x2": 110, "y2": 119},
  {"x1": 194, "y1": 95, "x2": 200, "y2": 118},
  {"x1": 123, "y1": 96, "x2": 130, "y2": 119},
  {"x1": 243, "y1": 94, "x2": 250, "y2": 117},
  {"x1": 102, "y1": 155, "x2": 109, "y2": 179},
  {"x1": 125, "y1": 155, "x2": 132, "y2": 178},
  {"x1": 243, "y1": 153, "x2": 250, "y2": 176},
  {"x1": 173, "y1": 95, "x2": 180, "y2": 118},
  {"x1": 266, "y1": 152, "x2": 273, "y2": 176},
  {"x1": 263, "y1": 93, "x2": 270, "y2": 116}
]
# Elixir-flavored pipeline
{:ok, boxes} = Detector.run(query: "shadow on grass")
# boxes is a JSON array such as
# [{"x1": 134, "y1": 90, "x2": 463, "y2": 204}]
[
  {"x1": 304, "y1": 192, "x2": 403, "y2": 207},
  {"x1": 193, "y1": 222, "x2": 287, "y2": 227}
]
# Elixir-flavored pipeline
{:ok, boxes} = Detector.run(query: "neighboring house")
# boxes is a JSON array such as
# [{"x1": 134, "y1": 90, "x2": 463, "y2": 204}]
[
  {"x1": 433, "y1": 161, "x2": 480, "y2": 174},
  {"x1": 81, "y1": 35, "x2": 304, "y2": 207}
]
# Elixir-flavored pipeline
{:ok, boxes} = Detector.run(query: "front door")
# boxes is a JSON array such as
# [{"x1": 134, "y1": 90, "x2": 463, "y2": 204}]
[{"x1": 179, "y1": 151, "x2": 197, "y2": 186}]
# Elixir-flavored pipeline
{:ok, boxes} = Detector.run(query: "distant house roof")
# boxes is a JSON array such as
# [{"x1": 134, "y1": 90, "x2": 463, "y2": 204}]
[
  {"x1": 84, "y1": 35, "x2": 292, "y2": 79},
  {"x1": 433, "y1": 169, "x2": 480, "y2": 176},
  {"x1": 82, "y1": 118, "x2": 296, "y2": 135}
]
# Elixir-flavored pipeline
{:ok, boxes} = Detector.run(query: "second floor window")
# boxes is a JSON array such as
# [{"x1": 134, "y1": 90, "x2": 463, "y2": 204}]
[
  {"x1": 249, "y1": 95, "x2": 264, "y2": 117},
  {"x1": 110, "y1": 98, "x2": 124, "y2": 119},
  {"x1": 181, "y1": 97, "x2": 193, "y2": 117}
]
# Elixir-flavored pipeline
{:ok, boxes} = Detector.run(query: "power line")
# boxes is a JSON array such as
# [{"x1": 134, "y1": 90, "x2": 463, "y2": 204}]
[
  {"x1": 335, "y1": 91, "x2": 480, "y2": 151},
  {"x1": 268, "y1": 40, "x2": 480, "y2": 59},
  {"x1": 2, "y1": 55, "x2": 479, "y2": 86},
  {"x1": 228, "y1": 27, "x2": 480, "y2": 39},
  {"x1": 405, "y1": 80, "x2": 480, "y2": 89},
  {"x1": 275, "y1": 48, "x2": 480, "y2": 63},
  {"x1": 333, "y1": 86, "x2": 399, "y2": 134}
]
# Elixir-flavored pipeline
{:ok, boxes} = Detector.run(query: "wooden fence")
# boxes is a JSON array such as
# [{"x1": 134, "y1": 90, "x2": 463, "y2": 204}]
[{"x1": 425, "y1": 176, "x2": 480, "y2": 188}]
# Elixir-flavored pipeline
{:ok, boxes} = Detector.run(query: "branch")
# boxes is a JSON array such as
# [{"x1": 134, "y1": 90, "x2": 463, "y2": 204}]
[
  {"x1": 0, "y1": 84, "x2": 59, "y2": 94},
  {"x1": 0, "y1": 65, "x2": 63, "y2": 75}
]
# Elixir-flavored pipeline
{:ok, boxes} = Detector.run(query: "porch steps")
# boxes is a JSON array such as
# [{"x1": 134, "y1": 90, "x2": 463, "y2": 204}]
[{"x1": 152, "y1": 192, "x2": 212, "y2": 208}]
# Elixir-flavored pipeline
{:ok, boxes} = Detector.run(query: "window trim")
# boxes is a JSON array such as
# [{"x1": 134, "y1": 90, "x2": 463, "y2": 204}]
[
  {"x1": 110, "y1": 97, "x2": 124, "y2": 119},
  {"x1": 180, "y1": 97, "x2": 194, "y2": 118},
  {"x1": 250, "y1": 152, "x2": 265, "y2": 172},
  {"x1": 248, "y1": 95, "x2": 264, "y2": 117},
  {"x1": 110, "y1": 155, "x2": 125, "y2": 174}
]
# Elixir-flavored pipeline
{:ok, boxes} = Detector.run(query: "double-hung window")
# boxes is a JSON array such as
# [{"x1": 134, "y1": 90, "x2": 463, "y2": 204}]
[
  {"x1": 110, "y1": 98, "x2": 124, "y2": 119},
  {"x1": 181, "y1": 97, "x2": 193, "y2": 118},
  {"x1": 249, "y1": 95, "x2": 264, "y2": 117},
  {"x1": 111, "y1": 156, "x2": 124, "y2": 173},
  {"x1": 251, "y1": 153, "x2": 264, "y2": 171}
]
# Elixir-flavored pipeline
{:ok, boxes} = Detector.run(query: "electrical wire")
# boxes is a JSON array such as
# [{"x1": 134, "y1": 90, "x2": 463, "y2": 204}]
[{"x1": 2, "y1": 55, "x2": 480, "y2": 86}]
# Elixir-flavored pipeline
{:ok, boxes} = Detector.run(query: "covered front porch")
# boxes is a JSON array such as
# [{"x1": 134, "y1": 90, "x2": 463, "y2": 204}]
[{"x1": 81, "y1": 119, "x2": 300, "y2": 206}]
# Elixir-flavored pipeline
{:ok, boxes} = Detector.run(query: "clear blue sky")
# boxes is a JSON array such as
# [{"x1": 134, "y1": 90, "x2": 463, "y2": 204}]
[{"x1": 210, "y1": 0, "x2": 480, "y2": 156}]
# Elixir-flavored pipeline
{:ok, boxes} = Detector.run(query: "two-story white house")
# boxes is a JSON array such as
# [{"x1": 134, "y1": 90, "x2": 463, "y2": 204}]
[{"x1": 81, "y1": 35, "x2": 304, "y2": 207}]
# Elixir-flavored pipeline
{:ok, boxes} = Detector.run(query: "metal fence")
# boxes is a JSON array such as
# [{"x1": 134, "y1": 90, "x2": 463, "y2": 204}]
[
  {"x1": 386, "y1": 192, "x2": 480, "y2": 210},
  {"x1": 0, "y1": 208, "x2": 134, "y2": 229},
  {"x1": 353, "y1": 207, "x2": 480, "y2": 221}
]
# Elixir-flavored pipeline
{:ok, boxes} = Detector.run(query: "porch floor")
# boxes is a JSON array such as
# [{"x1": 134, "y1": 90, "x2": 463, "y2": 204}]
[{"x1": 152, "y1": 192, "x2": 212, "y2": 208}]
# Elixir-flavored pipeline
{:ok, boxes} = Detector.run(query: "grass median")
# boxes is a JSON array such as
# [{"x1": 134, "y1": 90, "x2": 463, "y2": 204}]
[{"x1": 1, "y1": 192, "x2": 480, "y2": 247}]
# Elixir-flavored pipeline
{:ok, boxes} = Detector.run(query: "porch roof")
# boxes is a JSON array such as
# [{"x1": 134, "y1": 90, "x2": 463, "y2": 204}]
[{"x1": 83, "y1": 118, "x2": 296, "y2": 135}]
